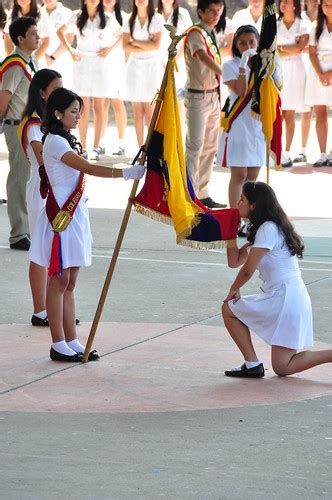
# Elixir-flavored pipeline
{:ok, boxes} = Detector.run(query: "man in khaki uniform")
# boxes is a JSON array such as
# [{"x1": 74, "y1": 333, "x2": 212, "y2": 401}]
[
  {"x1": 184, "y1": 0, "x2": 226, "y2": 209},
  {"x1": 0, "y1": 17, "x2": 39, "y2": 249}
]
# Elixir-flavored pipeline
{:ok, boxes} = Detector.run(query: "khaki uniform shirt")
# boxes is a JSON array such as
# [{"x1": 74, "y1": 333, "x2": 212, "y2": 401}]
[
  {"x1": 185, "y1": 23, "x2": 220, "y2": 91},
  {"x1": 1, "y1": 47, "x2": 37, "y2": 120}
]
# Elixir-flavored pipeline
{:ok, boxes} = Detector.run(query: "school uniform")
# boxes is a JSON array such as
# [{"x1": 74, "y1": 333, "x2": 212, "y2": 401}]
[
  {"x1": 277, "y1": 18, "x2": 311, "y2": 112},
  {"x1": 215, "y1": 18, "x2": 235, "y2": 106},
  {"x1": 216, "y1": 57, "x2": 266, "y2": 167},
  {"x1": 232, "y1": 7, "x2": 262, "y2": 32},
  {"x1": 30, "y1": 134, "x2": 92, "y2": 269},
  {"x1": 305, "y1": 21, "x2": 332, "y2": 106},
  {"x1": 228, "y1": 222, "x2": 313, "y2": 350},
  {"x1": 123, "y1": 13, "x2": 164, "y2": 102},
  {"x1": 25, "y1": 123, "x2": 44, "y2": 238},
  {"x1": 104, "y1": 10, "x2": 127, "y2": 99}
]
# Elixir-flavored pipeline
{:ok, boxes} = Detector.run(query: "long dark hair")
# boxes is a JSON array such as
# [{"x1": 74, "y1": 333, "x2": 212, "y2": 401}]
[
  {"x1": 77, "y1": 0, "x2": 106, "y2": 35},
  {"x1": 42, "y1": 88, "x2": 84, "y2": 155},
  {"x1": 231, "y1": 24, "x2": 259, "y2": 58},
  {"x1": 215, "y1": 0, "x2": 226, "y2": 34},
  {"x1": 129, "y1": 0, "x2": 155, "y2": 36},
  {"x1": 157, "y1": 0, "x2": 179, "y2": 28},
  {"x1": 278, "y1": 0, "x2": 302, "y2": 20},
  {"x1": 0, "y1": 1, "x2": 7, "y2": 30},
  {"x1": 10, "y1": 0, "x2": 40, "y2": 22},
  {"x1": 113, "y1": 0, "x2": 123, "y2": 26},
  {"x1": 243, "y1": 182, "x2": 304, "y2": 258},
  {"x1": 316, "y1": 1, "x2": 326, "y2": 42},
  {"x1": 22, "y1": 69, "x2": 62, "y2": 119}
]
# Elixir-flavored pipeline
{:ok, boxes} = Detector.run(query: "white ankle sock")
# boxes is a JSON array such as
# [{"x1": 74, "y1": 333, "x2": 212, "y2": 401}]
[
  {"x1": 34, "y1": 309, "x2": 47, "y2": 320},
  {"x1": 67, "y1": 339, "x2": 85, "y2": 353},
  {"x1": 245, "y1": 361, "x2": 262, "y2": 369},
  {"x1": 302, "y1": 147, "x2": 307, "y2": 156},
  {"x1": 52, "y1": 340, "x2": 76, "y2": 356},
  {"x1": 321, "y1": 152, "x2": 327, "y2": 161}
]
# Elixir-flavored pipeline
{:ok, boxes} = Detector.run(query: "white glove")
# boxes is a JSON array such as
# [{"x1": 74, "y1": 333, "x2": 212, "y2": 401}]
[
  {"x1": 239, "y1": 48, "x2": 257, "y2": 69},
  {"x1": 123, "y1": 163, "x2": 146, "y2": 181}
]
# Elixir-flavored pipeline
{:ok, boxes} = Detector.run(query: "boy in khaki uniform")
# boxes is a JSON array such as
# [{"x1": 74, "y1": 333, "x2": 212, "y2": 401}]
[{"x1": 184, "y1": 0, "x2": 226, "y2": 209}]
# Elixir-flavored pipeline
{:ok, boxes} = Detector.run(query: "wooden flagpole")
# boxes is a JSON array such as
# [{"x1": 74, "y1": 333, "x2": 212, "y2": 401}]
[
  {"x1": 266, "y1": 145, "x2": 270, "y2": 185},
  {"x1": 82, "y1": 28, "x2": 186, "y2": 363}
]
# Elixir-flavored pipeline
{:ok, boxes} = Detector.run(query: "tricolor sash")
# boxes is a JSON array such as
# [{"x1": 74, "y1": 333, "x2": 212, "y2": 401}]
[
  {"x1": 184, "y1": 24, "x2": 221, "y2": 83},
  {"x1": 46, "y1": 172, "x2": 85, "y2": 277},
  {"x1": 0, "y1": 54, "x2": 35, "y2": 82},
  {"x1": 18, "y1": 113, "x2": 41, "y2": 155},
  {"x1": 221, "y1": 69, "x2": 255, "y2": 134}
]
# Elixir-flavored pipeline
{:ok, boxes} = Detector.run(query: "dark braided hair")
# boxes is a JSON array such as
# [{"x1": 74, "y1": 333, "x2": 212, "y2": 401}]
[
  {"x1": 243, "y1": 182, "x2": 304, "y2": 258},
  {"x1": 41, "y1": 88, "x2": 84, "y2": 155}
]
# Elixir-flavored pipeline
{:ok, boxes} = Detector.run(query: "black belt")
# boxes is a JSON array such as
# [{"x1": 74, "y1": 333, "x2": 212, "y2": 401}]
[
  {"x1": 4, "y1": 119, "x2": 20, "y2": 126},
  {"x1": 187, "y1": 87, "x2": 219, "y2": 94}
]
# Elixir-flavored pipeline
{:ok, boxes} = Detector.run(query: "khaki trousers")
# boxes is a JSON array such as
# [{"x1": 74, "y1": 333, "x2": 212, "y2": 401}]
[
  {"x1": 4, "y1": 124, "x2": 30, "y2": 244},
  {"x1": 185, "y1": 91, "x2": 220, "y2": 199}
]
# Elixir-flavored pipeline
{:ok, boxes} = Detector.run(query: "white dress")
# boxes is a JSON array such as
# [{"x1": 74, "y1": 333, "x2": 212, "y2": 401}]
[
  {"x1": 216, "y1": 58, "x2": 266, "y2": 167},
  {"x1": 228, "y1": 222, "x2": 313, "y2": 350},
  {"x1": 25, "y1": 123, "x2": 44, "y2": 239},
  {"x1": 215, "y1": 18, "x2": 235, "y2": 106},
  {"x1": 123, "y1": 13, "x2": 164, "y2": 102},
  {"x1": 159, "y1": 7, "x2": 192, "y2": 90},
  {"x1": 232, "y1": 8, "x2": 262, "y2": 32},
  {"x1": 66, "y1": 11, "x2": 115, "y2": 97},
  {"x1": 104, "y1": 10, "x2": 126, "y2": 99},
  {"x1": 30, "y1": 134, "x2": 92, "y2": 269},
  {"x1": 277, "y1": 18, "x2": 311, "y2": 112},
  {"x1": 39, "y1": 3, "x2": 74, "y2": 89},
  {"x1": 305, "y1": 21, "x2": 332, "y2": 106}
]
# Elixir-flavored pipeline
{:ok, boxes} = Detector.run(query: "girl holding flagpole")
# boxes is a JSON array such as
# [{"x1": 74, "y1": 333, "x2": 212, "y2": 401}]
[
  {"x1": 216, "y1": 25, "x2": 265, "y2": 209},
  {"x1": 29, "y1": 88, "x2": 145, "y2": 362}
]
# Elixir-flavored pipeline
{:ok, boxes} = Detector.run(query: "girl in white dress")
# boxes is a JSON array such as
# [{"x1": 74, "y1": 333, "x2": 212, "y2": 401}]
[
  {"x1": 123, "y1": 0, "x2": 164, "y2": 146},
  {"x1": 19, "y1": 69, "x2": 63, "y2": 327},
  {"x1": 277, "y1": 0, "x2": 311, "y2": 168},
  {"x1": 216, "y1": 25, "x2": 265, "y2": 208},
  {"x1": 4, "y1": 0, "x2": 51, "y2": 60},
  {"x1": 222, "y1": 181, "x2": 332, "y2": 378},
  {"x1": 100, "y1": 0, "x2": 127, "y2": 156},
  {"x1": 56, "y1": 0, "x2": 114, "y2": 159},
  {"x1": 304, "y1": 0, "x2": 332, "y2": 167},
  {"x1": 29, "y1": 88, "x2": 145, "y2": 362}
]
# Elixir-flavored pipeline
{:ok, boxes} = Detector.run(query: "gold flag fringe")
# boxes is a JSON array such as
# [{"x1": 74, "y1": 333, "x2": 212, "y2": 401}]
[
  {"x1": 177, "y1": 238, "x2": 237, "y2": 250},
  {"x1": 133, "y1": 203, "x2": 173, "y2": 226}
]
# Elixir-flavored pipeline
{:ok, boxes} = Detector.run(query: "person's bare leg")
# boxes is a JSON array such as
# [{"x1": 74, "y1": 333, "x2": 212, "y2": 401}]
[
  {"x1": 143, "y1": 101, "x2": 154, "y2": 131},
  {"x1": 222, "y1": 302, "x2": 259, "y2": 361},
  {"x1": 29, "y1": 262, "x2": 47, "y2": 313},
  {"x1": 132, "y1": 102, "x2": 145, "y2": 146},
  {"x1": 101, "y1": 98, "x2": 110, "y2": 140},
  {"x1": 283, "y1": 110, "x2": 295, "y2": 152},
  {"x1": 111, "y1": 98, "x2": 127, "y2": 141},
  {"x1": 246, "y1": 166, "x2": 261, "y2": 183},
  {"x1": 63, "y1": 267, "x2": 80, "y2": 343},
  {"x1": 92, "y1": 97, "x2": 104, "y2": 149},
  {"x1": 271, "y1": 345, "x2": 332, "y2": 376},
  {"x1": 314, "y1": 105, "x2": 328, "y2": 154},
  {"x1": 78, "y1": 96, "x2": 90, "y2": 149},
  {"x1": 46, "y1": 270, "x2": 70, "y2": 343},
  {"x1": 228, "y1": 167, "x2": 247, "y2": 208},
  {"x1": 301, "y1": 110, "x2": 312, "y2": 154}
]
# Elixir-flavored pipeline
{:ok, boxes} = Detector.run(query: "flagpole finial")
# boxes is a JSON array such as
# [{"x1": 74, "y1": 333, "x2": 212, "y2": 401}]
[{"x1": 165, "y1": 24, "x2": 188, "y2": 59}]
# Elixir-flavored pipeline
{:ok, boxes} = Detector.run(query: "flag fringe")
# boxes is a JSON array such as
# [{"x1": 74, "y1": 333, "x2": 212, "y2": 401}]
[
  {"x1": 177, "y1": 237, "x2": 237, "y2": 250},
  {"x1": 133, "y1": 203, "x2": 173, "y2": 226}
]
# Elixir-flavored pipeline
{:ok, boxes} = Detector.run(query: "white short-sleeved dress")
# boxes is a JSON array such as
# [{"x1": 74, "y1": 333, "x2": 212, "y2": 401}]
[
  {"x1": 305, "y1": 21, "x2": 332, "y2": 106},
  {"x1": 25, "y1": 123, "x2": 44, "y2": 239},
  {"x1": 123, "y1": 13, "x2": 164, "y2": 102},
  {"x1": 277, "y1": 18, "x2": 311, "y2": 112},
  {"x1": 216, "y1": 57, "x2": 266, "y2": 167},
  {"x1": 232, "y1": 7, "x2": 262, "y2": 32},
  {"x1": 39, "y1": 3, "x2": 74, "y2": 88},
  {"x1": 228, "y1": 222, "x2": 313, "y2": 350},
  {"x1": 159, "y1": 7, "x2": 192, "y2": 90},
  {"x1": 104, "y1": 10, "x2": 127, "y2": 99},
  {"x1": 215, "y1": 18, "x2": 235, "y2": 106},
  {"x1": 30, "y1": 134, "x2": 92, "y2": 269},
  {"x1": 66, "y1": 11, "x2": 115, "y2": 97}
]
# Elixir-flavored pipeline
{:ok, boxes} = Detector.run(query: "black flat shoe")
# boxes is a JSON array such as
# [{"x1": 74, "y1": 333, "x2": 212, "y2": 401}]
[
  {"x1": 225, "y1": 363, "x2": 265, "y2": 378},
  {"x1": 79, "y1": 350, "x2": 100, "y2": 361},
  {"x1": 10, "y1": 236, "x2": 31, "y2": 250},
  {"x1": 50, "y1": 347, "x2": 83, "y2": 362},
  {"x1": 199, "y1": 197, "x2": 227, "y2": 209},
  {"x1": 32, "y1": 316, "x2": 81, "y2": 327}
]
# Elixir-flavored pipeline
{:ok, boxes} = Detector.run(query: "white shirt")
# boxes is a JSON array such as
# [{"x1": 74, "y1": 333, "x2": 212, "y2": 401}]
[
  {"x1": 26, "y1": 123, "x2": 42, "y2": 175},
  {"x1": 4, "y1": 8, "x2": 51, "y2": 38},
  {"x1": 309, "y1": 21, "x2": 332, "y2": 56},
  {"x1": 123, "y1": 13, "x2": 164, "y2": 59},
  {"x1": 40, "y1": 3, "x2": 73, "y2": 53},
  {"x1": 277, "y1": 17, "x2": 311, "y2": 49},
  {"x1": 232, "y1": 7, "x2": 262, "y2": 32},
  {"x1": 222, "y1": 57, "x2": 250, "y2": 106}
]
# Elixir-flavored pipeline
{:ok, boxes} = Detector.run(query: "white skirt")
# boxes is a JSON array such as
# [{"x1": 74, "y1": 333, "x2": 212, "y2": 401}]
[
  {"x1": 123, "y1": 55, "x2": 164, "y2": 103},
  {"x1": 26, "y1": 174, "x2": 45, "y2": 240},
  {"x1": 304, "y1": 57, "x2": 332, "y2": 106},
  {"x1": 72, "y1": 54, "x2": 113, "y2": 98},
  {"x1": 228, "y1": 276, "x2": 313, "y2": 350},
  {"x1": 29, "y1": 197, "x2": 93, "y2": 269},
  {"x1": 280, "y1": 57, "x2": 310, "y2": 112},
  {"x1": 105, "y1": 48, "x2": 126, "y2": 99}
]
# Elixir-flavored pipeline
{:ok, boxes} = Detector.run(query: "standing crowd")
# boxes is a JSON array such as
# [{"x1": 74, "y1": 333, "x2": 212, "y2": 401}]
[{"x1": 0, "y1": 0, "x2": 331, "y2": 374}]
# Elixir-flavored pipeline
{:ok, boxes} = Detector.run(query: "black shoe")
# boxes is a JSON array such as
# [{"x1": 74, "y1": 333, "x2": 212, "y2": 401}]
[
  {"x1": 79, "y1": 350, "x2": 100, "y2": 361},
  {"x1": 10, "y1": 236, "x2": 30, "y2": 250},
  {"x1": 199, "y1": 197, "x2": 227, "y2": 209},
  {"x1": 225, "y1": 363, "x2": 265, "y2": 378},
  {"x1": 313, "y1": 158, "x2": 328, "y2": 167},
  {"x1": 31, "y1": 316, "x2": 80, "y2": 326},
  {"x1": 281, "y1": 159, "x2": 293, "y2": 168},
  {"x1": 293, "y1": 153, "x2": 307, "y2": 163},
  {"x1": 327, "y1": 158, "x2": 332, "y2": 167},
  {"x1": 50, "y1": 347, "x2": 83, "y2": 362}
]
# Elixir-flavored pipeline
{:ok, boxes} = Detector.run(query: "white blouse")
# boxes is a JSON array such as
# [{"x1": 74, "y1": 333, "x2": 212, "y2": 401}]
[{"x1": 123, "y1": 13, "x2": 164, "y2": 59}]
